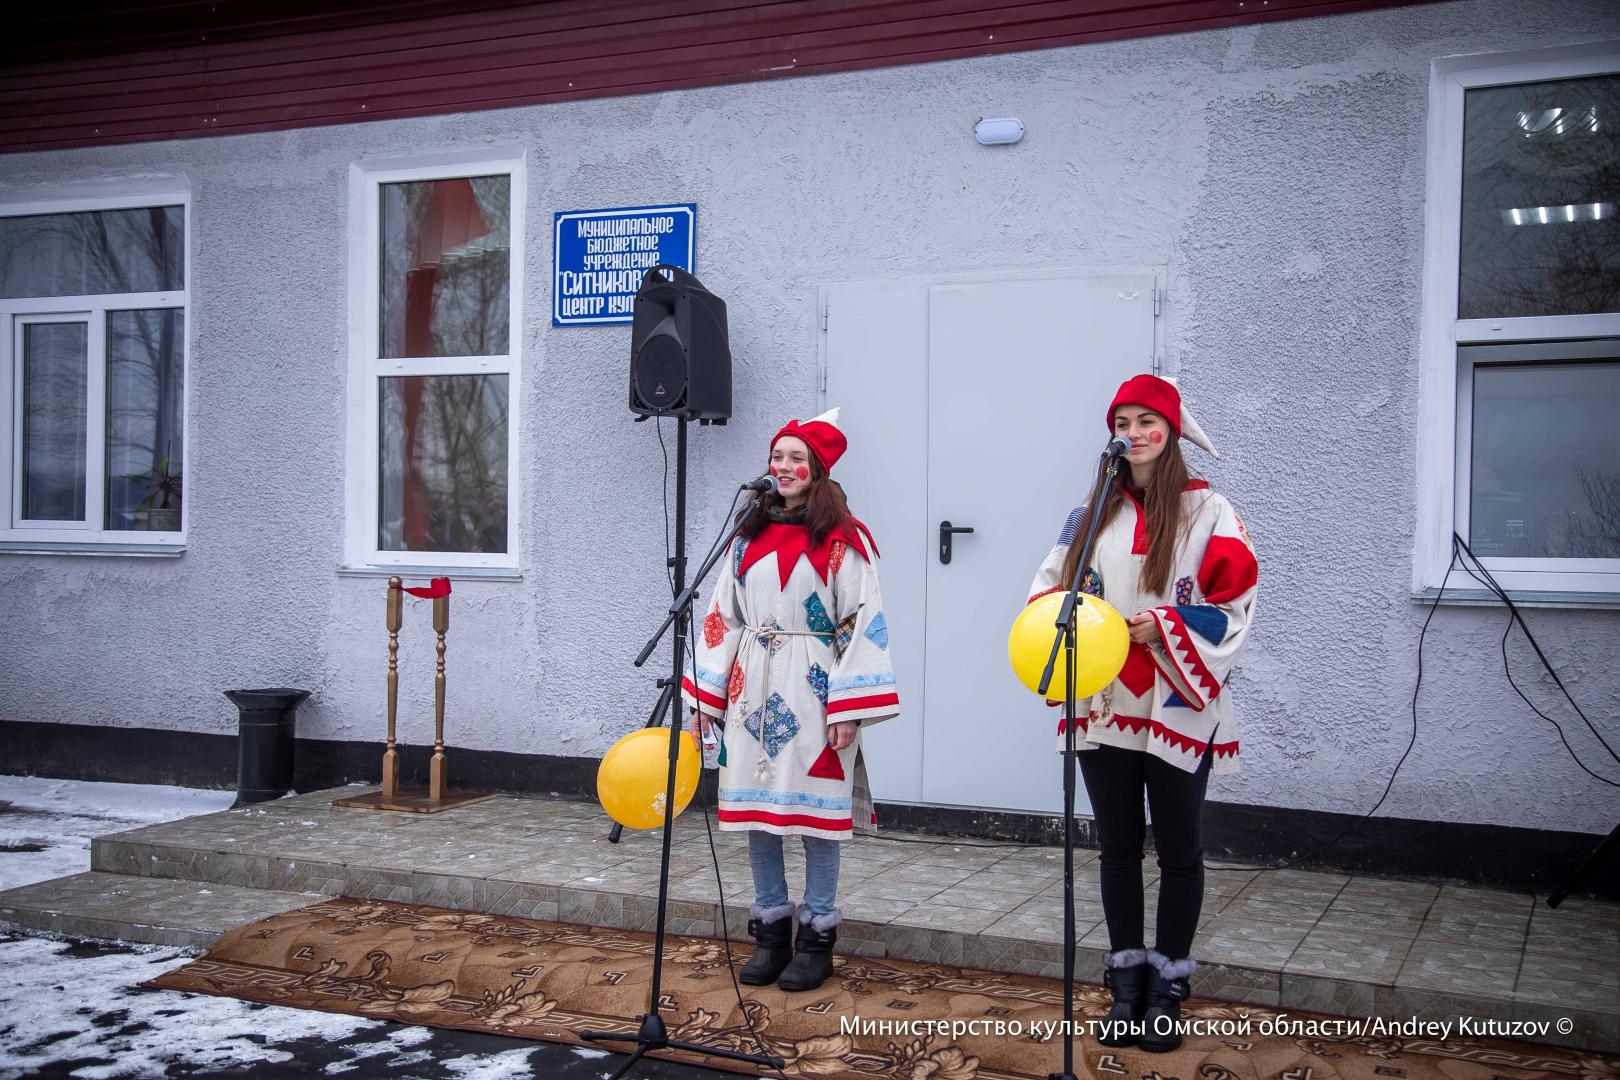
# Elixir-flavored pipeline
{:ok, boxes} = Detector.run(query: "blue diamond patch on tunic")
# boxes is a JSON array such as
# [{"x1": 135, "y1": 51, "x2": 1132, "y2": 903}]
[
  {"x1": 805, "y1": 663, "x2": 829, "y2": 706},
  {"x1": 744, "y1": 692, "x2": 800, "y2": 759},
  {"x1": 864, "y1": 611, "x2": 889, "y2": 650},
  {"x1": 733, "y1": 538, "x2": 747, "y2": 581},
  {"x1": 802, "y1": 592, "x2": 835, "y2": 637}
]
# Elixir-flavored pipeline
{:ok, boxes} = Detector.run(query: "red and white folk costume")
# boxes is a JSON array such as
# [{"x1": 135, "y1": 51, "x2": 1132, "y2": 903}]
[
  {"x1": 1027, "y1": 376, "x2": 1259, "y2": 775},
  {"x1": 682, "y1": 409, "x2": 900, "y2": 841}
]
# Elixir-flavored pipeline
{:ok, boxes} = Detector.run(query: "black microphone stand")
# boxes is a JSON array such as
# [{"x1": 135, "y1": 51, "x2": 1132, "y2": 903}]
[
  {"x1": 580, "y1": 416, "x2": 784, "y2": 1079},
  {"x1": 1036, "y1": 447, "x2": 1124, "y2": 1080}
]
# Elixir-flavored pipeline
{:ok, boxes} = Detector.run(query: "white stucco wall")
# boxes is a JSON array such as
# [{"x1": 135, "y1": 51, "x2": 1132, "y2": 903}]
[{"x1": 3, "y1": 0, "x2": 1617, "y2": 834}]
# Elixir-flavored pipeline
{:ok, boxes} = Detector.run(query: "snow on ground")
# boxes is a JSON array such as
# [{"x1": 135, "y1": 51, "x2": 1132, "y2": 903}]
[
  {"x1": 0, "y1": 935, "x2": 386, "y2": 1078},
  {"x1": 0, "y1": 777, "x2": 235, "y2": 892},
  {"x1": 0, "y1": 777, "x2": 722, "y2": 1079}
]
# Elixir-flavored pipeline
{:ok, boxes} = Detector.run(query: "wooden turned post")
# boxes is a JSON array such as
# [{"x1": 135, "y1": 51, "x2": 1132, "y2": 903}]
[
  {"x1": 429, "y1": 591, "x2": 449, "y2": 802},
  {"x1": 382, "y1": 577, "x2": 403, "y2": 797}
]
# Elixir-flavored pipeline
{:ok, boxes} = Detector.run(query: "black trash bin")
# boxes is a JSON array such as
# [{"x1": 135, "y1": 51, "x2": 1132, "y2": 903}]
[{"x1": 224, "y1": 688, "x2": 310, "y2": 807}]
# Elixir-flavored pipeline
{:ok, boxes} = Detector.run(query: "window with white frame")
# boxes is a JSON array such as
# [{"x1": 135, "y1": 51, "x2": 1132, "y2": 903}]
[
  {"x1": 348, "y1": 159, "x2": 523, "y2": 569},
  {"x1": 1419, "y1": 45, "x2": 1620, "y2": 597},
  {"x1": 0, "y1": 199, "x2": 188, "y2": 548}
]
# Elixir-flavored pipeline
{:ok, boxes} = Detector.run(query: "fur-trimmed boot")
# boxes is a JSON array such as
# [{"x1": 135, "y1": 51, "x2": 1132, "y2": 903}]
[
  {"x1": 777, "y1": 905, "x2": 839, "y2": 992},
  {"x1": 738, "y1": 903, "x2": 796, "y2": 986},
  {"x1": 1098, "y1": 948, "x2": 1150, "y2": 1047},
  {"x1": 1139, "y1": 949, "x2": 1196, "y2": 1053}
]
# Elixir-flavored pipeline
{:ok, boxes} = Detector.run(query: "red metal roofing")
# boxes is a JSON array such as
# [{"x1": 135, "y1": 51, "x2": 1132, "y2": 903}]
[{"x1": 2, "y1": 0, "x2": 1430, "y2": 153}]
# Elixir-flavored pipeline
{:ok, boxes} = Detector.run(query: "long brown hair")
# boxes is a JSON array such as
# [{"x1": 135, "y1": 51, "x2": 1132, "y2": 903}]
[
  {"x1": 1060, "y1": 435, "x2": 1192, "y2": 597},
  {"x1": 735, "y1": 449, "x2": 853, "y2": 549}
]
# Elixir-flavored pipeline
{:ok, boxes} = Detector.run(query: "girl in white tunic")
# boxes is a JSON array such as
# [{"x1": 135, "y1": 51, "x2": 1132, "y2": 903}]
[
  {"x1": 1026, "y1": 375, "x2": 1258, "y2": 1053},
  {"x1": 684, "y1": 408, "x2": 899, "y2": 993}
]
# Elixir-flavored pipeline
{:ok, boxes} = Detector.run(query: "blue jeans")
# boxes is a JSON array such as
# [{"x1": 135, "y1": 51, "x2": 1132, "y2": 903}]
[{"x1": 748, "y1": 831, "x2": 841, "y2": 917}]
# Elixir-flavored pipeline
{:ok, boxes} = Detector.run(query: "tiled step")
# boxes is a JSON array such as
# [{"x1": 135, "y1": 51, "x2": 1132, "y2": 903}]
[
  {"x1": 69, "y1": 786, "x2": 1620, "y2": 1052},
  {"x1": 0, "y1": 871, "x2": 316, "y2": 948}
]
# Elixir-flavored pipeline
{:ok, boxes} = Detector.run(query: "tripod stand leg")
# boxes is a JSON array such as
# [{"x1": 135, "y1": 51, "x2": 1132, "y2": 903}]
[{"x1": 604, "y1": 1046, "x2": 646, "y2": 1080}]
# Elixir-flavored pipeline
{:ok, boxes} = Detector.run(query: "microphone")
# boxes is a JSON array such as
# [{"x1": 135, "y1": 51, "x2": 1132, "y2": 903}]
[
  {"x1": 741, "y1": 475, "x2": 780, "y2": 494},
  {"x1": 1103, "y1": 435, "x2": 1133, "y2": 459}
]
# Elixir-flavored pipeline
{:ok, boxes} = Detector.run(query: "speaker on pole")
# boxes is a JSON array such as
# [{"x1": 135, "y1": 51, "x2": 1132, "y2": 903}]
[{"x1": 628, "y1": 265, "x2": 731, "y2": 423}]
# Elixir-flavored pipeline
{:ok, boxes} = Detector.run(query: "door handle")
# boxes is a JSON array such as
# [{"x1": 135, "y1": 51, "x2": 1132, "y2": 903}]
[{"x1": 939, "y1": 521, "x2": 975, "y2": 564}]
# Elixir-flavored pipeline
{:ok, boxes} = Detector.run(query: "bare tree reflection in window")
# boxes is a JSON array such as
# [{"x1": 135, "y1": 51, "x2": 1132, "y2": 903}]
[
  {"x1": 379, "y1": 375, "x2": 508, "y2": 553},
  {"x1": 1565, "y1": 467, "x2": 1620, "y2": 558},
  {"x1": 380, "y1": 177, "x2": 509, "y2": 358},
  {"x1": 106, "y1": 309, "x2": 184, "y2": 530},
  {"x1": 0, "y1": 206, "x2": 182, "y2": 299},
  {"x1": 20, "y1": 323, "x2": 89, "y2": 520}
]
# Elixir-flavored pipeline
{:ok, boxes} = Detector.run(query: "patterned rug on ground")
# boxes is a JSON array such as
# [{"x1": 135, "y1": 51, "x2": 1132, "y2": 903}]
[{"x1": 144, "y1": 897, "x2": 1614, "y2": 1080}]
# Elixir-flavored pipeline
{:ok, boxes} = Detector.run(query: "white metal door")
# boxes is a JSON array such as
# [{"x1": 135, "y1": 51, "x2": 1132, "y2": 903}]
[
  {"x1": 922, "y1": 276, "x2": 1152, "y2": 812},
  {"x1": 821, "y1": 282, "x2": 930, "y2": 804},
  {"x1": 826, "y1": 271, "x2": 1155, "y2": 815}
]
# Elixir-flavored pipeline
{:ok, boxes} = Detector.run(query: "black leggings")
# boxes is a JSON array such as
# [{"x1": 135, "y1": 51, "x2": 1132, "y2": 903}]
[{"x1": 1077, "y1": 742, "x2": 1214, "y2": 961}]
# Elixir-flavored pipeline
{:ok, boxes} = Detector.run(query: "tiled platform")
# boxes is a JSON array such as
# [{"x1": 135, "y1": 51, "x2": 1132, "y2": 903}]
[{"x1": 2, "y1": 784, "x2": 1615, "y2": 1052}]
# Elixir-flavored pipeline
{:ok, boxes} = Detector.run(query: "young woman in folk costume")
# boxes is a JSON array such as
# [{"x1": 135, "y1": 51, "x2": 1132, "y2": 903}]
[
  {"x1": 684, "y1": 407, "x2": 899, "y2": 993},
  {"x1": 1027, "y1": 375, "x2": 1258, "y2": 1052}
]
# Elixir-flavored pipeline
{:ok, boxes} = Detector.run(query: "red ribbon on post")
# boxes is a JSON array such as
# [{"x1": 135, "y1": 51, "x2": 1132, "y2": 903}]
[{"x1": 390, "y1": 577, "x2": 452, "y2": 599}]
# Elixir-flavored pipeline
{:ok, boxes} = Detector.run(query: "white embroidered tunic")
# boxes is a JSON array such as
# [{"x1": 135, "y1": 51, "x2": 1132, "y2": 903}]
[
  {"x1": 682, "y1": 521, "x2": 900, "y2": 840},
  {"x1": 1027, "y1": 480, "x2": 1259, "y2": 775}
]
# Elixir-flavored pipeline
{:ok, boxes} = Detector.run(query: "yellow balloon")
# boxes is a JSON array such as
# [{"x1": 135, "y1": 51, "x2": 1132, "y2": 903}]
[
  {"x1": 1009, "y1": 591, "x2": 1130, "y2": 700},
  {"x1": 597, "y1": 728, "x2": 701, "y2": 830}
]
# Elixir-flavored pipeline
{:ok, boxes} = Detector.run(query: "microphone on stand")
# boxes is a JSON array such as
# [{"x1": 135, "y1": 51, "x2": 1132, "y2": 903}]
[
  {"x1": 741, "y1": 475, "x2": 780, "y2": 494},
  {"x1": 1103, "y1": 435, "x2": 1133, "y2": 459}
]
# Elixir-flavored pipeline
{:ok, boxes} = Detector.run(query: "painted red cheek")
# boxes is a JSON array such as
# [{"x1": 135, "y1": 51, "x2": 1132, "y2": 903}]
[
  {"x1": 794, "y1": 465, "x2": 810, "y2": 480},
  {"x1": 1147, "y1": 431, "x2": 1164, "y2": 445}
]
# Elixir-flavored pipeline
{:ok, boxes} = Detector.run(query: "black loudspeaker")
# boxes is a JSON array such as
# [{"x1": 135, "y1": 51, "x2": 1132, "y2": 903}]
[{"x1": 629, "y1": 265, "x2": 731, "y2": 422}]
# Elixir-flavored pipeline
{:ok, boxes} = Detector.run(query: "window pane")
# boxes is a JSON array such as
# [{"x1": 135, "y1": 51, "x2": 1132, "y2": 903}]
[
  {"x1": 1460, "y1": 75, "x2": 1620, "y2": 318},
  {"x1": 20, "y1": 322, "x2": 89, "y2": 521},
  {"x1": 1470, "y1": 360, "x2": 1620, "y2": 558},
  {"x1": 106, "y1": 309, "x2": 185, "y2": 531},
  {"x1": 379, "y1": 177, "x2": 509, "y2": 358},
  {"x1": 0, "y1": 207, "x2": 184, "y2": 299},
  {"x1": 379, "y1": 374, "x2": 508, "y2": 553}
]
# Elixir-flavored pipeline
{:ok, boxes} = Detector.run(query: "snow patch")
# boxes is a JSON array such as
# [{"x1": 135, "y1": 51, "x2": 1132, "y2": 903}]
[{"x1": 0, "y1": 936, "x2": 382, "y2": 1078}]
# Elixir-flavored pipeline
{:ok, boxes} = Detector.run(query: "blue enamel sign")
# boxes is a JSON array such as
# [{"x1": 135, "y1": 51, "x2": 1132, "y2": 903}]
[{"x1": 552, "y1": 203, "x2": 696, "y2": 325}]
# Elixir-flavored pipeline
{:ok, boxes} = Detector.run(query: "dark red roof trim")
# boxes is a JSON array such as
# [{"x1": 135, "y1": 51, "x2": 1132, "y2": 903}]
[{"x1": 2, "y1": 0, "x2": 1432, "y2": 153}]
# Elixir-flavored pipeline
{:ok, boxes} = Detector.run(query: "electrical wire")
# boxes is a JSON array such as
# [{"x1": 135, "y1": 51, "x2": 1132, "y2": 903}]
[
  {"x1": 1246, "y1": 541, "x2": 1460, "y2": 873},
  {"x1": 1451, "y1": 533, "x2": 1620, "y2": 774},
  {"x1": 1248, "y1": 531, "x2": 1619, "y2": 876}
]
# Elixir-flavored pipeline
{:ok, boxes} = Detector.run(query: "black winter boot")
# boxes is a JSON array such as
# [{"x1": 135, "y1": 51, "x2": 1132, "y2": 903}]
[
  {"x1": 777, "y1": 905, "x2": 839, "y2": 992},
  {"x1": 738, "y1": 903, "x2": 796, "y2": 986},
  {"x1": 1098, "y1": 948, "x2": 1149, "y2": 1047},
  {"x1": 1138, "y1": 949, "x2": 1196, "y2": 1053}
]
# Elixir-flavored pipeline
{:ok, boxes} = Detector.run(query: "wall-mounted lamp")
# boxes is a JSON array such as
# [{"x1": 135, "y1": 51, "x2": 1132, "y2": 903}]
[{"x1": 975, "y1": 117, "x2": 1025, "y2": 146}]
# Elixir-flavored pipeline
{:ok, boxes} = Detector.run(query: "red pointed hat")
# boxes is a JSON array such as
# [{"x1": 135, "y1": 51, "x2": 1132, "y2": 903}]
[
  {"x1": 772, "y1": 407, "x2": 847, "y2": 473},
  {"x1": 1106, "y1": 375, "x2": 1218, "y2": 457}
]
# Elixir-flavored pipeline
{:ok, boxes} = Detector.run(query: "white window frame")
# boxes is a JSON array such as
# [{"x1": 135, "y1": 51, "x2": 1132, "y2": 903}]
[
  {"x1": 1416, "y1": 41, "x2": 1620, "y2": 601},
  {"x1": 0, "y1": 189, "x2": 190, "y2": 552},
  {"x1": 343, "y1": 153, "x2": 525, "y2": 572}
]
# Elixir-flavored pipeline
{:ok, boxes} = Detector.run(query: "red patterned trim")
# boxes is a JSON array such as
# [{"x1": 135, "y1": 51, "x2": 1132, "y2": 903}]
[
  {"x1": 719, "y1": 809, "x2": 852, "y2": 831},
  {"x1": 1150, "y1": 607, "x2": 1220, "y2": 709},
  {"x1": 1056, "y1": 713, "x2": 1093, "y2": 735},
  {"x1": 1212, "y1": 739, "x2": 1240, "y2": 759},
  {"x1": 1147, "y1": 719, "x2": 1208, "y2": 757},
  {"x1": 827, "y1": 692, "x2": 898, "y2": 715},
  {"x1": 1108, "y1": 714, "x2": 1153, "y2": 736},
  {"x1": 680, "y1": 677, "x2": 726, "y2": 712},
  {"x1": 1144, "y1": 642, "x2": 1203, "y2": 713}
]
